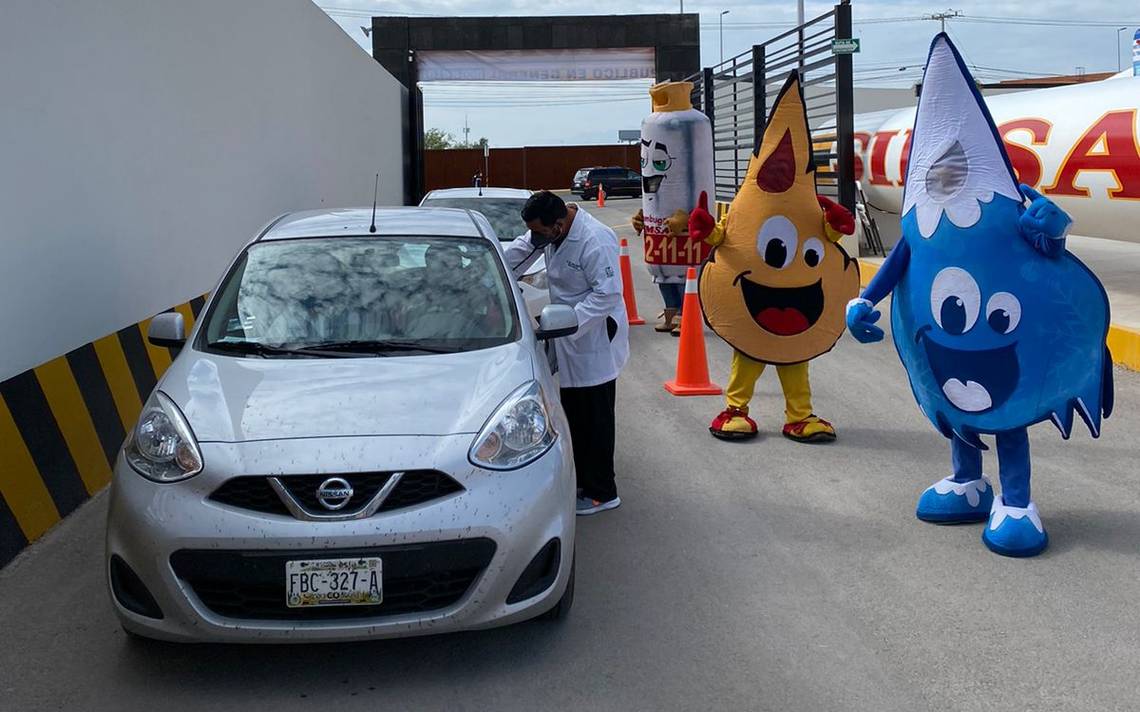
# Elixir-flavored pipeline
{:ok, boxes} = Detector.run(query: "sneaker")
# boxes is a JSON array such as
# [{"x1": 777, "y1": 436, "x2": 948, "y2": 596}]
[{"x1": 576, "y1": 496, "x2": 621, "y2": 516}]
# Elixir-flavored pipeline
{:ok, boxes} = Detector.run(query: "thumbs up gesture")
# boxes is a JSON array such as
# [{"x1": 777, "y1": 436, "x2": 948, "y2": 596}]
[{"x1": 688, "y1": 191, "x2": 716, "y2": 243}]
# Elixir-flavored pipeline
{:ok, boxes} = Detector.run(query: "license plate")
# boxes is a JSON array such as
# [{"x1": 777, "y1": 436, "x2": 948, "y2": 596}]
[{"x1": 286, "y1": 557, "x2": 382, "y2": 608}]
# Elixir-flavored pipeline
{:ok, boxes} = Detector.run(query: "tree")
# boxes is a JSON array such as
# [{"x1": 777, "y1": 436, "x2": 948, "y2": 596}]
[{"x1": 424, "y1": 128, "x2": 454, "y2": 150}]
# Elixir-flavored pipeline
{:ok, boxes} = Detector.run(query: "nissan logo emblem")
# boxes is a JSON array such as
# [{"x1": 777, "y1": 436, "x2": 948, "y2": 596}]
[{"x1": 316, "y1": 477, "x2": 353, "y2": 511}]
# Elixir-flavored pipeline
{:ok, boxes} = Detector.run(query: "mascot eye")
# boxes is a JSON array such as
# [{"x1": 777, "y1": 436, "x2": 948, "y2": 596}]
[
  {"x1": 986, "y1": 292, "x2": 1022, "y2": 334},
  {"x1": 756, "y1": 216, "x2": 798, "y2": 269},
  {"x1": 802, "y1": 238, "x2": 824, "y2": 268},
  {"x1": 930, "y1": 267, "x2": 980, "y2": 335}
]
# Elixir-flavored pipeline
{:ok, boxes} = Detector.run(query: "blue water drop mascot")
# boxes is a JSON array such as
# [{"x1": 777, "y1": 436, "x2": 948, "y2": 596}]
[{"x1": 845, "y1": 34, "x2": 1114, "y2": 558}]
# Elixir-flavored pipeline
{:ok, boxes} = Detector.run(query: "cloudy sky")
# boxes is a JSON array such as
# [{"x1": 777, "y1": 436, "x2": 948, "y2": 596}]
[{"x1": 316, "y1": 1, "x2": 1139, "y2": 147}]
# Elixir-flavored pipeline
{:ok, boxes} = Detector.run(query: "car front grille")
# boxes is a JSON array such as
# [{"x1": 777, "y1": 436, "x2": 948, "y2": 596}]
[
  {"x1": 170, "y1": 539, "x2": 496, "y2": 620},
  {"x1": 208, "y1": 471, "x2": 463, "y2": 518},
  {"x1": 277, "y1": 472, "x2": 394, "y2": 514}
]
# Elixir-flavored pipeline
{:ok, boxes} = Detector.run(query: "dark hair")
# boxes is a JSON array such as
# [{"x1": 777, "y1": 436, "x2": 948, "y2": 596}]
[{"x1": 521, "y1": 191, "x2": 568, "y2": 226}]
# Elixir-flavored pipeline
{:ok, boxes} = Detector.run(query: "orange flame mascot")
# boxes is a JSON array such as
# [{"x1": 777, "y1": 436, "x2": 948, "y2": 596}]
[{"x1": 688, "y1": 71, "x2": 860, "y2": 442}]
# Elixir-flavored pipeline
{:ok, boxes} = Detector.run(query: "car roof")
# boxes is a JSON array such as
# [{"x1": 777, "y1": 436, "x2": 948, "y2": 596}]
[
  {"x1": 260, "y1": 207, "x2": 489, "y2": 241},
  {"x1": 422, "y1": 187, "x2": 532, "y2": 200}
]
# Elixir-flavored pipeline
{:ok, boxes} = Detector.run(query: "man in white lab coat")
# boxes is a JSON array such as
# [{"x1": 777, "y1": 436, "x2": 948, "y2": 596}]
[{"x1": 505, "y1": 191, "x2": 629, "y2": 515}]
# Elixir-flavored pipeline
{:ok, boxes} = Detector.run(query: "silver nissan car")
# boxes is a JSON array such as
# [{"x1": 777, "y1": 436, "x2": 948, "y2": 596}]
[{"x1": 105, "y1": 207, "x2": 577, "y2": 643}]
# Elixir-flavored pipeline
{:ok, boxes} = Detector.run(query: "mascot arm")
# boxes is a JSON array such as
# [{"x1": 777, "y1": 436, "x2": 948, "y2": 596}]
[
  {"x1": 631, "y1": 208, "x2": 645, "y2": 235},
  {"x1": 704, "y1": 216, "x2": 728, "y2": 248},
  {"x1": 1018, "y1": 184, "x2": 1071, "y2": 258},
  {"x1": 688, "y1": 191, "x2": 726, "y2": 247},
  {"x1": 817, "y1": 195, "x2": 855, "y2": 242},
  {"x1": 845, "y1": 239, "x2": 910, "y2": 344},
  {"x1": 665, "y1": 209, "x2": 690, "y2": 239}
]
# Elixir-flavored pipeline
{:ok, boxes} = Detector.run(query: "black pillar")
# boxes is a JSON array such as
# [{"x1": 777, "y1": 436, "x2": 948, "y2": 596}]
[
  {"x1": 751, "y1": 44, "x2": 766, "y2": 151},
  {"x1": 834, "y1": 1, "x2": 856, "y2": 214}
]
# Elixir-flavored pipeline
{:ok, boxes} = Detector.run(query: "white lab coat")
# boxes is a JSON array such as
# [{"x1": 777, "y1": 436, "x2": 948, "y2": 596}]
[{"x1": 504, "y1": 206, "x2": 629, "y2": 388}]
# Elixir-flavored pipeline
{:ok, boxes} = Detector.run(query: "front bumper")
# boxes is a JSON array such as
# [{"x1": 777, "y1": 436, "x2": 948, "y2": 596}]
[{"x1": 105, "y1": 433, "x2": 575, "y2": 643}]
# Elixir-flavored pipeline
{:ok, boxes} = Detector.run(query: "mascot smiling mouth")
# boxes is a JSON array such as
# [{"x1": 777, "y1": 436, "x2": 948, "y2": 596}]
[
  {"x1": 916, "y1": 325, "x2": 1020, "y2": 413},
  {"x1": 735, "y1": 272, "x2": 824, "y2": 336}
]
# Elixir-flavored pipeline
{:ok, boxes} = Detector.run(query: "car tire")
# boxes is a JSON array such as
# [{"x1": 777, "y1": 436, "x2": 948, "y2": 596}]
[{"x1": 538, "y1": 556, "x2": 574, "y2": 621}]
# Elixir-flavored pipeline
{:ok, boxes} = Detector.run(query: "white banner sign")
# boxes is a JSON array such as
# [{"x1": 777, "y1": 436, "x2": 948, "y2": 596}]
[{"x1": 417, "y1": 49, "x2": 656, "y2": 82}]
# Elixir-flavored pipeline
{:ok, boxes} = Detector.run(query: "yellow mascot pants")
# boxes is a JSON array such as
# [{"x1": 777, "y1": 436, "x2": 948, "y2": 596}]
[{"x1": 726, "y1": 351, "x2": 812, "y2": 423}]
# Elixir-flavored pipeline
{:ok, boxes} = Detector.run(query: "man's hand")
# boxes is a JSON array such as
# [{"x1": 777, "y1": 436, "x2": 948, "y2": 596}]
[
  {"x1": 665, "y1": 209, "x2": 690, "y2": 239},
  {"x1": 846, "y1": 298, "x2": 884, "y2": 344},
  {"x1": 688, "y1": 191, "x2": 716, "y2": 243},
  {"x1": 631, "y1": 208, "x2": 645, "y2": 235},
  {"x1": 818, "y1": 195, "x2": 855, "y2": 240},
  {"x1": 1018, "y1": 184, "x2": 1071, "y2": 258}
]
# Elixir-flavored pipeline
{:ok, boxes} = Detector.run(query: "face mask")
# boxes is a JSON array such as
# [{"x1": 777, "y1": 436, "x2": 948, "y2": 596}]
[{"x1": 531, "y1": 223, "x2": 562, "y2": 248}]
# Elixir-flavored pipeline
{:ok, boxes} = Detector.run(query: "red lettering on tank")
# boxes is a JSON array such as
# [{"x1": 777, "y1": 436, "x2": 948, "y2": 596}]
[
  {"x1": 1044, "y1": 109, "x2": 1140, "y2": 200},
  {"x1": 853, "y1": 131, "x2": 871, "y2": 181},
  {"x1": 868, "y1": 131, "x2": 896, "y2": 186},
  {"x1": 896, "y1": 130, "x2": 913, "y2": 187},
  {"x1": 999, "y1": 119, "x2": 1052, "y2": 188}
]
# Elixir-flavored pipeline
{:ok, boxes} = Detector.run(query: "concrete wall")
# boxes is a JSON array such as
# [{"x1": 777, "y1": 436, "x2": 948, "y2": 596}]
[{"x1": 0, "y1": 0, "x2": 405, "y2": 383}]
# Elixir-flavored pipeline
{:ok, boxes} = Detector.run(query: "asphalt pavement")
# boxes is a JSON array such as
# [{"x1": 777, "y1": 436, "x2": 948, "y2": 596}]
[{"x1": 2, "y1": 195, "x2": 1138, "y2": 711}]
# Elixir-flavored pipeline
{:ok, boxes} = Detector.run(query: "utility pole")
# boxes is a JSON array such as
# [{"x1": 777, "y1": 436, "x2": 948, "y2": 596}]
[
  {"x1": 720, "y1": 10, "x2": 730, "y2": 65},
  {"x1": 463, "y1": 114, "x2": 470, "y2": 148},
  {"x1": 927, "y1": 9, "x2": 961, "y2": 33}
]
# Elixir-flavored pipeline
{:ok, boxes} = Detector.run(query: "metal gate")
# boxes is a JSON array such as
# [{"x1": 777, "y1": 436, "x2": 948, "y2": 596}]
[{"x1": 687, "y1": 1, "x2": 855, "y2": 212}]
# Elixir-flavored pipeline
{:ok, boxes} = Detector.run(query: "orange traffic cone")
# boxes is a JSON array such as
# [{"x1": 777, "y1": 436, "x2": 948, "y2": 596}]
[
  {"x1": 597, "y1": 183, "x2": 606, "y2": 207},
  {"x1": 664, "y1": 267, "x2": 722, "y2": 396},
  {"x1": 618, "y1": 238, "x2": 645, "y2": 325}
]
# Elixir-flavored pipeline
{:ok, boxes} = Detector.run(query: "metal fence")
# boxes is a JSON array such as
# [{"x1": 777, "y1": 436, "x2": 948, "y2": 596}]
[{"x1": 687, "y1": 1, "x2": 855, "y2": 212}]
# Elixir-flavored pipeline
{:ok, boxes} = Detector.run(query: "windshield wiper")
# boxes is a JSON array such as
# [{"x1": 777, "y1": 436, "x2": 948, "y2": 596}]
[
  {"x1": 206, "y1": 340, "x2": 369, "y2": 358},
  {"x1": 302, "y1": 340, "x2": 457, "y2": 355}
]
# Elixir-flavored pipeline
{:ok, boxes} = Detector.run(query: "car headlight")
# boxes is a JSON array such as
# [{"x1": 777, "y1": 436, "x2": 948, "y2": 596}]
[
  {"x1": 469, "y1": 381, "x2": 557, "y2": 470},
  {"x1": 519, "y1": 268, "x2": 548, "y2": 290},
  {"x1": 125, "y1": 391, "x2": 204, "y2": 482}
]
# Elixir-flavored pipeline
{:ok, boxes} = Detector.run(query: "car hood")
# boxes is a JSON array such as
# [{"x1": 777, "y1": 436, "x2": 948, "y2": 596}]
[{"x1": 159, "y1": 343, "x2": 535, "y2": 442}]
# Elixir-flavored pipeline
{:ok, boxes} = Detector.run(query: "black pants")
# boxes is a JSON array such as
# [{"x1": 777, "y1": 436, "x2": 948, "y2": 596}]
[{"x1": 560, "y1": 379, "x2": 618, "y2": 502}]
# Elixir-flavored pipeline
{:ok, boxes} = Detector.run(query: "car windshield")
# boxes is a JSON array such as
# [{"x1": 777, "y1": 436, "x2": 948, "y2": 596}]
[
  {"x1": 200, "y1": 236, "x2": 518, "y2": 356},
  {"x1": 421, "y1": 197, "x2": 528, "y2": 241}
]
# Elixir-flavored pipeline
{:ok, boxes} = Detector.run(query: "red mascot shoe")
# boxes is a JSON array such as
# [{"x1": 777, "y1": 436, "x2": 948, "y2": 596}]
[
  {"x1": 710, "y1": 406, "x2": 758, "y2": 441},
  {"x1": 782, "y1": 415, "x2": 837, "y2": 444}
]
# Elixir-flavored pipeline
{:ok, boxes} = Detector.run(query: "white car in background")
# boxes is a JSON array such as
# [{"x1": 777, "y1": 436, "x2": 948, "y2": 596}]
[{"x1": 419, "y1": 187, "x2": 549, "y2": 318}]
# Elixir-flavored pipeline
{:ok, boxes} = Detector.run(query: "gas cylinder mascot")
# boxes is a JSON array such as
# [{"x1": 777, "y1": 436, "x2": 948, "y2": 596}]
[
  {"x1": 632, "y1": 81, "x2": 715, "y2": 336},
  {"x1": 845, "y1": 34, "x2": 1114, "y2": 558},
  {"x1": 688, "y1": 71, "x2": 860, "y2": 443}
]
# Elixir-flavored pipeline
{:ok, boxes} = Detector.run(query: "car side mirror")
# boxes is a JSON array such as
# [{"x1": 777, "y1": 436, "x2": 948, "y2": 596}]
[
  {"x1": 535, "y1": 304, "x2": 577, "y2": 341},
  {"x1": 148, "y1": 312, "x2": 186, "y2": 348}
]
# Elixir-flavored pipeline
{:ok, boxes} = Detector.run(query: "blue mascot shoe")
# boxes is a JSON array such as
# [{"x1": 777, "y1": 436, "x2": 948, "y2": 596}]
[
  {"x1": 916, "y1": 476, "x2": 993, "y2": 523},
  {"x1": 982, "y1": 498, "x2": 1048, "y2": 557}
]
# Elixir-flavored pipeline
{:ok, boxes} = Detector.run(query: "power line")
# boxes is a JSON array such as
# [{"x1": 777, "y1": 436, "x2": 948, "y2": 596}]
[
  {"x1": 316, "y1": 4, "x2": 438, "y2": 17},
  {"x1": 926, "y1": 9, "x2": 962, "y2": 32},
  {"x1": 959, "y1": 15, "x2": 1140, "y2": 27}
]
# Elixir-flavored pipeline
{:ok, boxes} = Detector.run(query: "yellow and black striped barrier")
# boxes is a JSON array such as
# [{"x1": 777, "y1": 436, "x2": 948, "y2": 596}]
[{"x1": 0, "y1": 294, "x2": 207, "y2": 568}]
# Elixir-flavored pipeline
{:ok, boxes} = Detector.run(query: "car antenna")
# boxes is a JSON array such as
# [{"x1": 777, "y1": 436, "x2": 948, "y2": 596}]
[{"x1": 369, "y1": 172, "x2": 379, "y2": 234}]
